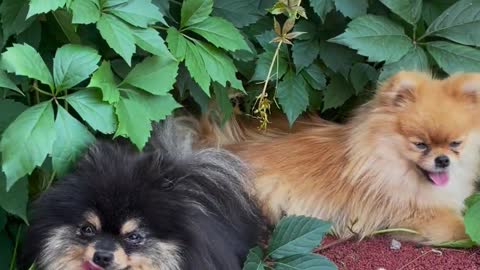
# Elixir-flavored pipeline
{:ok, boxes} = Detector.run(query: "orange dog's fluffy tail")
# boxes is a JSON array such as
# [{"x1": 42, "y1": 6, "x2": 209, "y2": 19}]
[{"x1": 195, "y1": 108, "x2": 331, "y2": 148}]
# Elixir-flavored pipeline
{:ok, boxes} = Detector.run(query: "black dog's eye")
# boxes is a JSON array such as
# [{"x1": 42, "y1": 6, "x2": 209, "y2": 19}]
[
  {"x1": 413, "y1": 142, "x2": 428, "y2": 150},
  {"x1": 161, "y1": 178, "x2": 175, "y2": 190},
  {"x1": 125, "y1": 232, "x2": 144, "y2": 245},
  {"x1": 79, "y1": 224, "x2": 96, "y2": 237},
  {"x1": 449, "y1": 141, "x2": 462, "y2": 148}
]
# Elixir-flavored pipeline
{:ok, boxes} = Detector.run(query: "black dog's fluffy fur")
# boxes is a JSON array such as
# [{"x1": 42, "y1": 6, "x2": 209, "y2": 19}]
[{"x1": 19, "y1": 120, "x2": 263, "y2": 270}]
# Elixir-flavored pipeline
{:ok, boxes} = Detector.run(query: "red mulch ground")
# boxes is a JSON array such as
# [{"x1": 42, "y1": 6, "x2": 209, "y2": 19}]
[{"x1": 316, "y1": 235, "x2": 480, "y2": 270}]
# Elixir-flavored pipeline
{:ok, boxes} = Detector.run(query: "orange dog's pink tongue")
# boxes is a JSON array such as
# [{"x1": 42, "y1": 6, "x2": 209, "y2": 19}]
[{"x1": 428, "y1": 172, "x2": 449, "y2": 186}]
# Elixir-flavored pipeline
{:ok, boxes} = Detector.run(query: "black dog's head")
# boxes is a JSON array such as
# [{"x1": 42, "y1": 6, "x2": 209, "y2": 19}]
[{"x1": 20, "y1": 122, "x2": 262, "y2": 270}]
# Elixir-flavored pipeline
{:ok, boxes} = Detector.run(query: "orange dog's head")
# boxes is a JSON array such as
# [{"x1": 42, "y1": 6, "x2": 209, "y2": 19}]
[{"x1": 374, "y1": 71, "x2": 480, "y2": 187}]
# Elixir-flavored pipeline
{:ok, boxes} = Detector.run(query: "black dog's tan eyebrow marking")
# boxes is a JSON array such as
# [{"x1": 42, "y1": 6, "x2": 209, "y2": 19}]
[
  {"x1": 120, "y1": 219, "x2": 140, "y2": 235},
  {"x1": 84, "y1": 211, "x2": 101, "y2": 230}
]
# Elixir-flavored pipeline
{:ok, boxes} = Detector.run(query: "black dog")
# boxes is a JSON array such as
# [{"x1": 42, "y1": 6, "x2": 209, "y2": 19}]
[{"x1": 19, "y1": 120, "x2": 263, "y2": 270}]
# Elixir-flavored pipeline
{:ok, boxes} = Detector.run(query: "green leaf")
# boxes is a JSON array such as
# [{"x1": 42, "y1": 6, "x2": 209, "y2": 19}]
[
  {"x1": 115, "y1": 97, "x2": 152, "y2": 149},
  {"x1": 0, "y1": 102, "x2": 55, "y2": 189},
  {"x1": 251, "y1": 51, "x2": 288, "y2": 82},
  {"x1": 107, "y1": 0, "x2": 163, "y2": 28},
  {"x1": 310, "y1": 0, "x2": 334, "y2": 22},
  {"x1": 127, "y1": 92, "x2": 181, "y2": 121},
  {"x1": 379, "y1": 46, "x2": 428, "y2": 81},
  {"x1": 465, "y1": 200, "x2": 480, "y2": 244},
  {"x1": 380, "y1": 0, "x2": 422, "y2": 25},
  {"x1": 212, "y1": 0, "x2": 260, "y2": 28},
  {"x1": 185, "y1": 41, "x2": 211, "y2": 95},
  {"x1": 435, "y1": 239, "x2": 478, "y2": 248},
  {"x1": 70, "y1": 0, "x2": 101, "y2": 24},
  {"x1": 255, "y1": 30, "x2": 284, "y2": 52},
  {"x1": 0, "y1": 175, "x2": 28, "y2": 223},
  {"x1": 465, "y1": 193, "x2": 480, "y2": 209},
  {"x1": 323, "y1": 74, "x2": 354, "y2": 112},
  {"x1": 52, "y1": 106, "x2": 95, "y2": 176},
  {"x1": 426, "y1": 41, "x2": 480, "y2": 75},
  {"x1": 1, "y1": 43, "x2": 54, "y2": 89},
  {"x1": 301, "y1": 63, "x2": 326, "y2": 91},
  {"x1": 422, "y1": 0, "x2": 456, "y2": 25},
  {"x1": 0, "y1": 230, "x2": 14, "y2": 270},
  {"x1": 0, "y1": 71, "x2": 22, "y2": 95},
  {"x1": 1, "y1": 0, "x2": 35, "y2": 38},
  {"x1": 329, "y1": 15, "x2": 413, "y2": 64},
  {"x1": 275, "y1": 254, "x2": 337, "y2": 270},
  {"x1": 0, "y1": 100, "x2": 27, "y2": 135},
  {"x1": 27, "y1": 0, "x2": 66, "y2": 18},
  {"x1": 123, "y1": 56, "x2": 179, "y2": 95},
  {"x1": 349, "y1": 63, "x2": 378, "y2": 94},
  {"x1": 181, "y1": 0, "x2": 213, "y2": 28},
  {"x1": 292, "y1": 40, "x2": 320, "y2": 72},
  {"x1": 53, "y1": 44, "x2": 101, "y2": 91},
  {"x1": 422, "y1": 0, "x2": 480, "y2": 46},
  {"x1": 153, "y1": 0, "x2": 169, "y2": 25},
  {"x1": 0, "y1": 231, "x2": 14, "y2": 270},
  {"x1": 53, "y1": 9, "x2": 82, "y2": 44},
  {"x1": 97, "y1": 14, "x2": 136, "y2": 65},
  {"x1": 16, "y1": 17, "x2": 42, "y2": 49},
  {"x1": 101, "y1": 0, "x2": 128, "y2": 8},
  {"x1": 182, "y1": 71, "x2": 210, "y2": 112},
  {"x1": 132, "y1": 28, "x2": 173, "y2": 58},
  {"x1": 0, "y1": 209, "x2": 6, "y2": 230},
  {"x1": 294, "y1": 21, "x2": 318, "y2": 42},
  {"x1": 196, "y1": 42, "x2": 244, "y2": 91},
  {"x1": 166, "y1": 27, "x2": 187, "y2": 61},
  {"x1": 268, "y1": 215, "x2": 332, "y2": 259},
  {"x1": 242, "y1": 247, "x2": 265, "y2": 270},
  {"x1": 66, "y1": 89, "x2": 118, "y2": 134},
  {"x1": 318, "y1": 41, "x2": 361, "y2": 77},
  {"x1": 232, "y1": 40, "x2": 256, "y2": 63},
  {"x1": 188, "y1": 17, "x2": 249, "y2": 52},
  {"x1": 87, "y1": 61, "x2": 120, "y2": 104},
  {"x1": 213, "y1": 83, "x2": 233, "y2": 124},
  {"x1": 334, "y1": 0, "x2": 368, "y2": 18},
  {"x1": 276, "y1": 71, "x2": 309, "y2": 127}
]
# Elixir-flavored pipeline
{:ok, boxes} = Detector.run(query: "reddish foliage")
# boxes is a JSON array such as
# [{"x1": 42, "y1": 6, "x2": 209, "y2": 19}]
[{"x1": 317, "y1": 235, "x2": 480, "y2": 270}]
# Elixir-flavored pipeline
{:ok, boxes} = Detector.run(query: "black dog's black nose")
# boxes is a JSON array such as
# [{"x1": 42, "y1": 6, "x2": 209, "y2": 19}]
[
  {"x1": 435, "y1": 155, "x2": 450, "y2": 168},
  {"x1": 93, "y1": 251, "x2": 114, "y2": 267}
]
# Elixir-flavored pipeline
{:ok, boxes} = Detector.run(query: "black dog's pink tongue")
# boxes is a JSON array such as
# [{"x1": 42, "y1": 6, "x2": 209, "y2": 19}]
[
  {"x1": 82, "y1": 261, "x2": 103, "y2": 270},
  {"x1": 428, "y1": 172, "x2": 449, "y2": 186}
]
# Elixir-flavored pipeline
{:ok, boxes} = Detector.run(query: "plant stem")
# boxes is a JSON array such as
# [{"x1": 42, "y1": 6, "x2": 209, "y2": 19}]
[
  {"x1": 35, "y1": 89, "x2": 40, "y2": 104},
  {"x1": 316, "y1": 237, "x2": 352, "y2": 251},
  {"x1": 259, "y1": 41, "x2": 283, "y2": 99},
  {"x1": 153, "y1": 25, "x2": 169, "y2": 31},
  {"x1": 371, "y1": 228, "x2": 419, "y2": 235},
  {"x1": 182, "y1": 33, "x2": 199, "y2": 43},
  {"x1": 32, "y1": 83, "x2": 54, "y2": 97},
  {"x1": 9, "y1": 225, "x2": 22, "y2": 270},
  {"x1": 64, "y1": 89, "x2": 69, "y2": 112},
  {"x1": 413, "y1": 25, "x2": 417, "y2": 42}
]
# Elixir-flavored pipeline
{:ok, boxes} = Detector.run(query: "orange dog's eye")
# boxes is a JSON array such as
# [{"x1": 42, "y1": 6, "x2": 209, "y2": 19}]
[
  {"x1": 449, "y1": 141, "x2": 462, "y2": 148},
  {"x1": 413, "y1": 142, "x2": 428, "y2": 150}
]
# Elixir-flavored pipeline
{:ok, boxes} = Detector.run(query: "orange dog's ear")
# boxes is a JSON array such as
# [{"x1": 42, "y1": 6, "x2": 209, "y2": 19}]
[
  {"x1": 459, "y1": 75, "x2": 480, "y2": 103},
  {"x1": 444, "y1": 73, "x2": 480, "y2": 104},
  {"x1": 378, "y1": 71, "x2": 429, "y2": 107}
]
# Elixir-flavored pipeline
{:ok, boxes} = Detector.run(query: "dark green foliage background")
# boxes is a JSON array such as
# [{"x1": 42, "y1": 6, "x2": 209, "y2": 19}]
[{"x1": 1, "y1": 0, "x2": 480, "y2": 268}]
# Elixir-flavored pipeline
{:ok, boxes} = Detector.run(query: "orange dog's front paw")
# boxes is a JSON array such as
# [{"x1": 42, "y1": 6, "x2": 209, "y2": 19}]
[{"x1": 414, "y1": 210, "x2": 468, "y2": 245}]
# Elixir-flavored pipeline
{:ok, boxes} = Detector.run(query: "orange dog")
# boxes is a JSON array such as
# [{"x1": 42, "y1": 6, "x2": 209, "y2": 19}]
[{"x1": 195, "y1": 71, "x2": 480, "y2": 244}]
